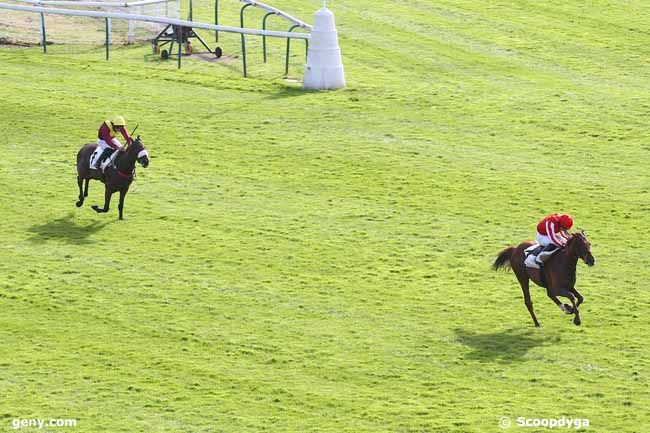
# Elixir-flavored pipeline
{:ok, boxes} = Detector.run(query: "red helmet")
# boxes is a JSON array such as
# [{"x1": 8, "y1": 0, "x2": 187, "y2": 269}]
[{"x1": 558, "y1": 214, "x2": 573, "y2": 229}]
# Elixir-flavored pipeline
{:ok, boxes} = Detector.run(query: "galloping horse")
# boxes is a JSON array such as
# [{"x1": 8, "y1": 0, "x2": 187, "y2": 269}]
[
  {"x1": 493, "y1": 232, "x2": 595, "y2": 327},
  {"x1": 76, "y1": 136, "x2": 149, "y2": 220}
]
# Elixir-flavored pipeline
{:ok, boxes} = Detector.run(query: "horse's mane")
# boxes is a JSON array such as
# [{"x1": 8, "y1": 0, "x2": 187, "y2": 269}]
[{"x1": 567, "y1": 231, "x2": 589, "y2": 249}]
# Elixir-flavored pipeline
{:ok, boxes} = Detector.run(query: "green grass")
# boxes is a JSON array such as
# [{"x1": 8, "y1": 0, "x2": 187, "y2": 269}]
[{"x1": 1, "y1": 1, "x2": 650, "y2": 432}]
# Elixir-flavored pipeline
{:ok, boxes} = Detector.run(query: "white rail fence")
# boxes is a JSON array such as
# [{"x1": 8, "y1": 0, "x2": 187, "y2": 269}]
[{"x1": 0, "y1": 1, "x2": 309, "y2": 75}]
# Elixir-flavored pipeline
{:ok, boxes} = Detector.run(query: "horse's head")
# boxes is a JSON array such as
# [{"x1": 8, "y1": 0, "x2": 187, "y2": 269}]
[
  {"x1": 567, "y1": 231, "x2": 595, "y2": 267},
  {"x1": 128, "y1": 135, "x2": 149, "y2": 168}
]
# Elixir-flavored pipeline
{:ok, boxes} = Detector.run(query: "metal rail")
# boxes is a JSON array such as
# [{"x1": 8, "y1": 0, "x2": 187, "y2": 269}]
[
  {"x1": 238, "y1": 0, "x2": 310, "y2": 77},
  {"x1": 0, "y1": 1, "x2": 311, "y2": 76},
  {"x1": 239, "y1": 0, "x2": 311, "y2": 30},
  {"x1": 16, "y1": 0, "x2": 170, "y2": 7},
  {"x1": 0, "y1": 3, "x2": 310, "y2": 39}
]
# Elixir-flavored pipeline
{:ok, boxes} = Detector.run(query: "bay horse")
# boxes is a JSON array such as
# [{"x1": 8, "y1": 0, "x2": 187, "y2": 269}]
[
  {"x1": 75, "y1": 136, "x2": 149, "y2": 220},
  {"x1": 493, "y1": 232, "x2": 595, "y2": 327}
]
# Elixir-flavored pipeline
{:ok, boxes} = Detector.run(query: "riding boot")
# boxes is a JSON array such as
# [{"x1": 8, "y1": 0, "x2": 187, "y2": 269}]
[{"x1": 535, "y1": 244, "x2": 556, "y2": 266}]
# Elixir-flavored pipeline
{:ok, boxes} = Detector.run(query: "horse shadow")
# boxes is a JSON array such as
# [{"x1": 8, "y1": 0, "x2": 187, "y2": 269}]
[
  {"x1": 267, "y1": 85, "x2": 315, "y2": 99},
  {"x1": 455, "y1": 328, "x2": 560, "y2": 363},
  {"x1": 27, "y1": 214, "x2": 109, "y2": 245}
]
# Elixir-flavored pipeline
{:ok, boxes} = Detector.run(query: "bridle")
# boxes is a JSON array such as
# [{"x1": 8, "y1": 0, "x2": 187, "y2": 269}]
[
  {"x1": 115, "y1": 140, "x2": 143, "y2": 180},
  {"x1": 567, "y1": 233, "x2": 591, "y2": 262}
]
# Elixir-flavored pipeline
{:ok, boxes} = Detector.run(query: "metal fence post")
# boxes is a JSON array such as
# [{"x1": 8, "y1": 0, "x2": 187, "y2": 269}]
[
  {"x1": 262, "y1": 12, "x2": 274, "y2": 63},
  {"x1": 214, "y1": 0, "x2": 219, "y2": 42},
  {"x1": 177, "y1": 25, "x2": 182, "y2": 69},
  {"x1": 39, "y1": 12, "x2": 46, "y2": 53},
  {"x1": 105, "y1": 18, "x2": 111, "y2": 60},
  {"x1": 240, "y1": 3, "x2": 252, "y2": 77},
  {"x1": 285, "y1": 24, "x2": 301, "y2": 77}
]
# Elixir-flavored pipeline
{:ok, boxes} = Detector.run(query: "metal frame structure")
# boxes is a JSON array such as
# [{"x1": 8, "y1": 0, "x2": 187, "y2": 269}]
[{"x1": 152, "y1": 24, "x2": 222, "y2": 62}]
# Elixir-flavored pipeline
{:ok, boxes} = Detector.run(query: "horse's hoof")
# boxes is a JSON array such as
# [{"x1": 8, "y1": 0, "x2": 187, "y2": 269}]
[
  {"x1": 92, "y1": 205, "x2": 101, "y2": 212},
  {"x1": 75, "y1": 201, "x2": 83, "y2": 208},
  {"x1": 573, "y1": 317, "x2": 581, "y2": 326}
]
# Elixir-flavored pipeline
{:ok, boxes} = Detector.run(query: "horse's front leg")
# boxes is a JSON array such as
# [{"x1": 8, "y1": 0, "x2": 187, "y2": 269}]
[
  {"x1": 560, "y1": 289, "x2": 580, "y2": 326},
  {"x1": 546, "y1": 288, "x2": 572, "y2": 315},
  {"x1": 84, "y1": 178, "x2": 90, "y2": 197},
  {"x1": 118, "y1": 188, "x2": 128, "y2": 220},
  {"x1": 92, "y1": 187, "x2": 113, "y2": 214},
  {"x1": 569, "y1": 288, "x2": 584, "y2": 308}
]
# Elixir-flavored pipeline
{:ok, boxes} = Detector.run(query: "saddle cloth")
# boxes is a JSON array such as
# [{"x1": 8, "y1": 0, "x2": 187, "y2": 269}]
[
  {"x1": 89, "y1": 147, "x2": 102, "y2": 169},
  {"x1": 89, "y1": 147, "x2": 117, "y2": 170}
]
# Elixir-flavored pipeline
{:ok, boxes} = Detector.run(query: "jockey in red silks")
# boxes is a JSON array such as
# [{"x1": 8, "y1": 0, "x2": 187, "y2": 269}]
[
  {"x1": 92, "y1": 115, "x2": 133, "y2": 172},
  {"x1": 535, "y1": 213, "x2": 574, "y2": 265}
]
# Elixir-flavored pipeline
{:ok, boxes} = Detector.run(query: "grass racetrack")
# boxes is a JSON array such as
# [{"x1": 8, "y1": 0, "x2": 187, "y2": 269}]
[{"x1": 1, "y1": 0, "x2": 650, "y2": 432}]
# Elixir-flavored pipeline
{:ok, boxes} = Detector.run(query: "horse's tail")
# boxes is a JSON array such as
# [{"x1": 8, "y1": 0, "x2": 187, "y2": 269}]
[{"x1": 493, "y1": 247, "x2": 516, "y2": 271}]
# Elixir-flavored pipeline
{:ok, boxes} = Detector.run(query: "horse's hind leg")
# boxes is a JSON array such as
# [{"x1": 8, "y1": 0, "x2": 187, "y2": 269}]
[
  {"x1": 76, "y1": 176, "x2": 84, "y2": 207},
  {"x1": 515, "y1": 270, "x2": 540, "y2": 327},
  {"x1": 84, "y1": 179, "x2": 90, "y2": 197}
]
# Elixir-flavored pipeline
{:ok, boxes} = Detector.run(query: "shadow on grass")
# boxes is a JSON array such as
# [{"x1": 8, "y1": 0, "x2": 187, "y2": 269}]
[
  {"x1": 27, "y1": 214, "x2": 109, "y2": 245},
  {"x1": 267, "y1": 84, "x2": 316, "y2": 99},
  {"x1": 455, "y1": 328, "x2": 560, "y2": 363}
]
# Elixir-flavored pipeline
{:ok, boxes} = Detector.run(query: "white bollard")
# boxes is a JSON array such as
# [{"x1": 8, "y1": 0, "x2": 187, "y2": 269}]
[{"x1": 303, "y1": 6, "x2": 345, "y2": 90}]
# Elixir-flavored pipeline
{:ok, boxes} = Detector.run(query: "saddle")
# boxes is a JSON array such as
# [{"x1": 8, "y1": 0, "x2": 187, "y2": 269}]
[
  {"x1": 89, "y1": 147, "x2": 117, "y2": 172},
  {"x1": 524, "y1": 244, "x2": 560, "y2": 269},
  {"x1": 89, "y1": 147, "x2": 102, "y2": 169}
]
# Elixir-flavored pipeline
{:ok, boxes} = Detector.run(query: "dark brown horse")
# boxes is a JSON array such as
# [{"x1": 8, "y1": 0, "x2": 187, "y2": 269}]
[
  {"x1": 493, "y1": 232, "x2": 595, "y2": 327},
  {"x1": 76, "y1": 136, "x2": 149, "y2": 220}
]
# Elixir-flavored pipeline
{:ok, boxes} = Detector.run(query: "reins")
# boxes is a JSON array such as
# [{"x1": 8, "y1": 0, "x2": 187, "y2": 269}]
[{"x1": 113, "y1": 142, "x2": 140, "y2": 181}]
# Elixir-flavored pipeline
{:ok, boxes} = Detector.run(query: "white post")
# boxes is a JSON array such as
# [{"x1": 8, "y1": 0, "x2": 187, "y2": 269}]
[{"x1": 303, "y1": 4, "x2": 345, "y2": 90}]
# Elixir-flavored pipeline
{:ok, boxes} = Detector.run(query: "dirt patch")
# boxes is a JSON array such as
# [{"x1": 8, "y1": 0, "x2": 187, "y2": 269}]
[{"x1": 0, "y1": 36, "x2": 41, "y2": 47}]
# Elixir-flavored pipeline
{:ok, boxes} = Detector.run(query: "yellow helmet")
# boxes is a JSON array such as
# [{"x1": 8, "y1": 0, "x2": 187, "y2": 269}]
[{"x1": 111, "y1": 115, "x2": 126, "y2": 127}]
